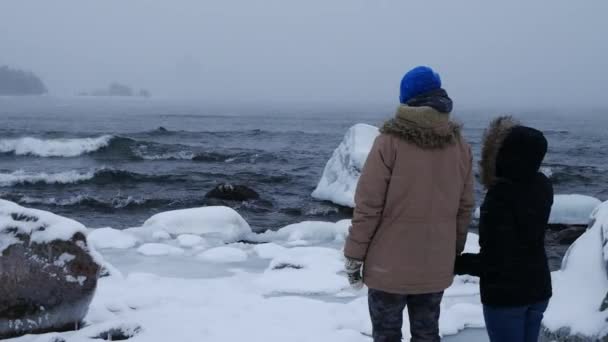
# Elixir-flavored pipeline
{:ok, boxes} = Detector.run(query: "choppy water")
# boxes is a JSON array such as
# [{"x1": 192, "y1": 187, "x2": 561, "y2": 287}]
[{"x1": 1, "y1": 97, "x2": 607, "y2": 244}]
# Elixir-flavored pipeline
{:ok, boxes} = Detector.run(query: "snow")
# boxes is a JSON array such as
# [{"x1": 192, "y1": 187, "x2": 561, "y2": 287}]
[
  {"x1": 0, "y1": 135, "x2": 113, "y2": 157},
  {"x1": 138, "y1": 206, "x2": 251, "y2": 242},
  {"x1": 176, "y1": 234, "x2": 205, "y2": 248},
  {"x1": 253, "y1": 243, "x2": 287, "y2": 259},
  {"x1": 151, "y1": 230, "x2": 171, "y2": 240},
  {"x1": 197, "y1": 246, "x2": 248, "y2": 263},
  {"x1": 137, "y1": 243, "x2": 185, "y2": 256},
  {"x1": 473, "y1": 194, "x2": 601, "y2": 225},
  {"x1": 4, "y1": 212, "x2": 487, "y2": 342},
  {"x1": 255, "y1": 246, "x2": 346, "y2": 295},
  {"x1": 254, "y1": 220, "x2": 351, "y2": 244},
  {"x1": 544, "y1": 200, "x2": 608, "y2": 338},
  {"x1": 88, "y1": 227, "x2": 139, "y2": 249},
  {"x1": 0, "y1": 199, "x2": 88, "y2": 250},
  {"x1": 549, "y1": 194, "x2": 601, "y2": 225},
  {"x1": 312, "y1": 124, "x2": 379, "y2": 207}
]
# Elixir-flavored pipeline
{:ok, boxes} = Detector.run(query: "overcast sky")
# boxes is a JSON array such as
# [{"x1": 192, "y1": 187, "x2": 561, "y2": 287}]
[{"x1": 0, "y1": 0, "x2": 606, "y2": 108}]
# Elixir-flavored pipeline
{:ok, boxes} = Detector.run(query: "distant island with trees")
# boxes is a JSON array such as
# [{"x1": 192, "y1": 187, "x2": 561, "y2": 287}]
[
  {"x1": 0, "y1": 66, "x2": 47, "y2": 95},
  {"x1": 79, "y1": 83, "x2": 151, "y2": 98}
]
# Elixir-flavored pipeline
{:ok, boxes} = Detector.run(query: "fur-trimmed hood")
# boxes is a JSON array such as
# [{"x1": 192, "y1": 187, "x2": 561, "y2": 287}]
[
  {"x1": 380, "y1": 105, "x2": 462, "y2": 149},
  {"x1": 480, "y1": 116, "x2": 548, "y2": 189}
]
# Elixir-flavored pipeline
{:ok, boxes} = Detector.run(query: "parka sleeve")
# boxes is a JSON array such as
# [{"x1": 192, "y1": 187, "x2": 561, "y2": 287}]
[
  {"x1": 456, "y1": 145, "x2": 475, "y2": 254},
  {"x1": 344, "y1": 135, "x2": 395, "y2": 261}
]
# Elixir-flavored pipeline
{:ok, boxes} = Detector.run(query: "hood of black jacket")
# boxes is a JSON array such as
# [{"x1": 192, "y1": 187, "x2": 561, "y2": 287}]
[{"x1": 480, "y1": 116, "x2": 548, "y2": 188}]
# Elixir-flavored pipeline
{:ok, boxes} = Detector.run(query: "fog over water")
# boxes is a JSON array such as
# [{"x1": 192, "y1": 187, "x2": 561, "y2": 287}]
[{"x1": 1, "y1": 0, "x2": 607, "y2": 108}]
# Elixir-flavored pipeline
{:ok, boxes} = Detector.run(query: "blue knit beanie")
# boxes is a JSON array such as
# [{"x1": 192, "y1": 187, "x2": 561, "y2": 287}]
[{"x1": 399, "y1": 66, "x2": 442, "y2": 104}]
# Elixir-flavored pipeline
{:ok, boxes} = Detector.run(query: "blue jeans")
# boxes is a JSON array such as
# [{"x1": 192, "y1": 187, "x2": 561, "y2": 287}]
[{"x1": 483, "y1": 300, "x2": 549, "y2": 342}]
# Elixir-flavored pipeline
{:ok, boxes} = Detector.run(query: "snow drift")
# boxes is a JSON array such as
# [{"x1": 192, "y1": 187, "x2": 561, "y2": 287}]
[
  {"x1": 312, "y1": 124, "x2": 379, "y2": 207},
  {"x1": 543, "y1": 200, "x2": 608, "y2": 340}
]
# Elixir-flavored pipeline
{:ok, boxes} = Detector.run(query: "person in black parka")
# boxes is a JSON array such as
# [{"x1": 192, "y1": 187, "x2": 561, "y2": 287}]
[{"x1": 456, "y1": 116, "x2": 553, "y2": 342}]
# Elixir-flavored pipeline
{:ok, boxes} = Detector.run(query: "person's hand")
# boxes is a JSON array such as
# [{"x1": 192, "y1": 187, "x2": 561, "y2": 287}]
[{"x1": 345, "y1": 258, "x2": 364, "y2": 290}]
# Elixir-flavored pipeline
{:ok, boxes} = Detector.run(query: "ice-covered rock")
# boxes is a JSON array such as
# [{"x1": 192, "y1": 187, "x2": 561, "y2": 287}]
[
  {"x1": 197, "y1": 246, "x2": 248, "y2": 263},
  {"x1": 549, "y1": 194, "x2": 601, "y2": 226},
  {"x1": 0, "y1": 200, "x2": 100, "y2": 339},
  {"x1": 137, "y1": 243, "x2": 185, "y2": 256},
  {"x1": 88, "y1": 227, "x2": 138, "y2": 249},
  {"x1": 138, "y1": 206, "x2": 251, "y2": 242},
  {"x1": 542, "y1": 200, "x2": 608, "y2": 341},
  {"x1": 312, "y1": 124, "x2": 379, "y2": 207}
]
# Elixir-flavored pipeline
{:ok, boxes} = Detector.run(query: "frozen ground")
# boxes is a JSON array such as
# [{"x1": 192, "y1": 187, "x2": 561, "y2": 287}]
[{"x1": 6, "y1": 205, "x2": 489, "y2": 342}]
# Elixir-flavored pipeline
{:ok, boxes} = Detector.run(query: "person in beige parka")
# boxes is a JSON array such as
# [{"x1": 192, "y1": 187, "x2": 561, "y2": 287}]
[{"x1": 344, "y1": 66, "x2": 475, "y2": 342}]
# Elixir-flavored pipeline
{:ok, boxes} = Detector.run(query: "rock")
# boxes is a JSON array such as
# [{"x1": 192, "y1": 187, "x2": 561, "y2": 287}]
[
  {"x1": 555, "y1": 226, "x2": 587, "y2": 245},
  {"x1": 0, "y1": 200, "x2": 100, "y2": 339},
  {"x1": 205, "y1": 183, "x2": 260, "y2": 202}
]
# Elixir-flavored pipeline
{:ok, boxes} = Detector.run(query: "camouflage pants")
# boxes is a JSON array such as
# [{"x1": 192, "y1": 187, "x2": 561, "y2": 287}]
[{"x1": 368, "y1": 289, "x2": 443, "y2": 342}]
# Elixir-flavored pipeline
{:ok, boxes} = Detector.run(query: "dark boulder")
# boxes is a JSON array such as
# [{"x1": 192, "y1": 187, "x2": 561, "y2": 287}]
[
  {"x1": 555, "y1": 226, "x2": 587, "y2": 245},
  {"x1": 0, "y1": 200, "x2": 100, "y2": 339},
  {"x1": 205, "y1": 184, "x2": 260, "y2": 202}
]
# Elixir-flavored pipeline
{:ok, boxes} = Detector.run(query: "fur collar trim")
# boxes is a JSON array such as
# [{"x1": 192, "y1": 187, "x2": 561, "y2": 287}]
[
  {"x1": 380, "y1": 105, "x2": 462, "y2": 149},
  {"x1": 480, "y1": 116, "x2": 521, "y2": 188}
]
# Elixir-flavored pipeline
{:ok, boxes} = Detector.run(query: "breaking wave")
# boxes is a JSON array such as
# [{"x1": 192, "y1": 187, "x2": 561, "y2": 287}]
[
  {"x1": 0, "y1": 135, "x2": 114, "y2": 157},
  {"x1": 0, "y1": 168, "x2": 188, "y2": 187}
]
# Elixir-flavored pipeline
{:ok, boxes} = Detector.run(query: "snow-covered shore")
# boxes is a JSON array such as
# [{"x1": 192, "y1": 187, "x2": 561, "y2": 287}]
[
  {"x1": 4, "y1": 202, "x2": 486, "y2": 342},
  {"x1": 4, "y1": 163, "x2": 607, "y2": 341}
]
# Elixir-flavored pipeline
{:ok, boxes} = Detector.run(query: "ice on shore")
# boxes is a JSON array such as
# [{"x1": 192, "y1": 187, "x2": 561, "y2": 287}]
[
  {"x1": 137, "y1": 243, "x2": 185, "y2": 256},
  {"x1": 312, "y1": 124, "x2": 379, "y2": 207},
  {"x1": 88, "y1": 227, "x2": 139, "y2": 249},
  {"x1": 253, "y1": 220, "x2": 351, "y2": 244},
  {"x1": 543, "y1": 200, "x2": 608, "y2": 339},
  {"x1": 5, "y1": 204, "x2": 488, "y2": 342},
  {"x1": 197, "y1": 246, "x2": 248, "y2": 263}
]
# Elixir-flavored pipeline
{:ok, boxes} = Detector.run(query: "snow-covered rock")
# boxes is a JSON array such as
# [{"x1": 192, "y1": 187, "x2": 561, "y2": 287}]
[
  {"x1": 88, "y1": 227, "x2": 138, "y2": 249},
  {"x1": 138, "y1": 206, "x2": 251, "y2": 242},
  {"x1": 176, "y1": 234, "x2": 205, "y2": 248},
  {"x1": 0, "y1": 200, "x2": 100, "y2": 339},
  {"x1": 312, "y1": 124, "x2": 379, "y2": 207},
  {"x1": 151, "y1": 230, "x2": 171, "y2": 240},
  {"x1": 197, "y1": 246, "x2": 248, "y2": 263},
  {"x1": 549, "y1": 194, "x2": 601, "y2": 225},
  {"x1": 542, "y1": 200, "x2": 608, "y2": 340},
  {"x1": 137, "y1": 243, "x2": 185, "y2": 256}
]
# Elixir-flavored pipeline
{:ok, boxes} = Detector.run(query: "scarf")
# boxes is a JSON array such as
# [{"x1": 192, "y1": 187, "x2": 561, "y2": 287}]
[{"x1": 406, "y1": 88, "x2": 453, "y2": 114}]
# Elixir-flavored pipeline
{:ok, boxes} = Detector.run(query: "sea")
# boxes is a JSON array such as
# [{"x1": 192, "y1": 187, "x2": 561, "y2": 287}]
[{"x1": 1, "y1": 96, "x2": 607, "y2": 269}]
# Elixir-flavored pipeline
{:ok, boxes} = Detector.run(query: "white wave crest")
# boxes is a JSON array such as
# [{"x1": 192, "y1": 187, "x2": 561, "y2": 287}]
[
  {"x1": 0, "y1": 135, "x2": 113, "y2": 157},
  {"x1": 137, "y1": 150, "x2": 194, "y2": 161},
  {"x1": 0, "y1": 170, "x2": 95, "y2": 187}
]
